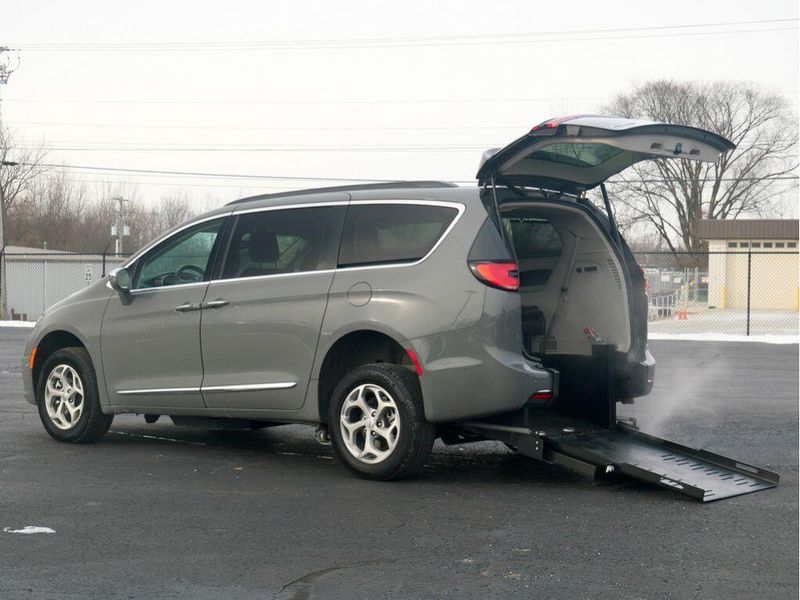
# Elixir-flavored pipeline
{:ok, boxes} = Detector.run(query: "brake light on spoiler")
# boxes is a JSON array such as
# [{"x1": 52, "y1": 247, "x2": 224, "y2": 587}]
[{"x1": 530, "y1": 114, "x2": 584, "y2": 131}]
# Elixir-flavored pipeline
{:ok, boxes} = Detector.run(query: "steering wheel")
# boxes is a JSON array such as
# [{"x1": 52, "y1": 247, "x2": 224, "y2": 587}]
[{"x1": 175, "y1": 264, "x2": 205, "y2": 283}]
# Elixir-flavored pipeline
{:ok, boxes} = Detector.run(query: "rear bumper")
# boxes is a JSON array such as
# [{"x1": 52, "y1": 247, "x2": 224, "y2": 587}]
[
  {"x1": 408, "y1": 328, "x2": 554, "y2": 423},
  {"x1": 616, "y1": 347, "x2": 656, "y2": 400}
]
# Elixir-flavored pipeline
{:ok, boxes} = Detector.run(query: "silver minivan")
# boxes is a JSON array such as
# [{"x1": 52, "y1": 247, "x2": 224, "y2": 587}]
[{"x1": 21, "y1": 115, "x2": 735, "y2": 479}]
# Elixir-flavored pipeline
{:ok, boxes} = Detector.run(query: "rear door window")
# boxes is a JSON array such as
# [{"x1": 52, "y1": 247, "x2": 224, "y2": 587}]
[
  {"x1": 338, "y1": 203, "x2": 458, "y2": 267},
  {"x1": 222, "y1": 206, "x2": 346, "y2": 279}
]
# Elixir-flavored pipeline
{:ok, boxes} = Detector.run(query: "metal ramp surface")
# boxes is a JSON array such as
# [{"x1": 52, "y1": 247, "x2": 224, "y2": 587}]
[
  {"x1": 548, "y1": 424, "x2": 779, "y2": 502},
  {"x1": 461, "y1": 343, "x2": 779, "y2": 502}
]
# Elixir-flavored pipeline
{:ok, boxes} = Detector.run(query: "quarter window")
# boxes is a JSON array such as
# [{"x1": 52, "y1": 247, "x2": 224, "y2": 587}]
[
  {"x1": 338, "y1": 204, "x2": 458, "y2": 267},
  {"x1": 135, "y1": 218, "x2": 224, "y2": 289},
  {"x1": 504, "y1": 217, "x2": 562, "y2": 259},
  {"x1": 222, "y1": 206, "x2": 345, "y2": 279}
]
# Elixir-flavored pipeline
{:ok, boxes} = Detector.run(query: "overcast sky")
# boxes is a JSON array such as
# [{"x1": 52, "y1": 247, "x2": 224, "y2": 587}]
[{"x1": 2, "y1": 0, "x2": 798, "y2": 206}]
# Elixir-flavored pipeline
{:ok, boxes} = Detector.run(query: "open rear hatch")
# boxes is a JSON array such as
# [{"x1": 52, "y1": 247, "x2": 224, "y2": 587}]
[
  {"x1": 477, "y1": 115, "x2": 735, "y2": 193},
  {"x1": 464, "y1": 120, "x2": 777, "y2": 501},
  {"x1": 477, "y1": 116, "x2": 736, "y2": 399}
]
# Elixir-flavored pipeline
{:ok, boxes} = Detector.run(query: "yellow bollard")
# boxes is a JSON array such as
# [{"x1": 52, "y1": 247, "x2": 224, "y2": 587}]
[{"x1": 720, "y1": 286, "x2": 726, "y2": 310}]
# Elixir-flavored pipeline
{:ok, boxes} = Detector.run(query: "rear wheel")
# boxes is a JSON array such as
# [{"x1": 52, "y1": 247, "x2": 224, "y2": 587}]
[
  {"x1": 36, "y1": 347, "x2": 113, "y2": 443},
  {"x1": 329, "y1": 363, "x2": 435, "y2": 480}
]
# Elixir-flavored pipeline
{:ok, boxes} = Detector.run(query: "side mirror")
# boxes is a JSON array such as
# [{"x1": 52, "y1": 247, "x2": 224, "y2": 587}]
[{"x1": 109, "y1": 267, "x2": 132, "y2": 294}]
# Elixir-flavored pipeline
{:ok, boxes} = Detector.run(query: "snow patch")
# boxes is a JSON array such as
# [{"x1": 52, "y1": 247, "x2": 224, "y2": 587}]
[
  {"x1": 649, "y1": 332, "x2": 799, "y2": 345},
  {"x1": 3, "y1": 526, "x2": 56, "y2": 534},
  {"x1": 0, "y1": 320, "x2": 36, "y2": 328}
]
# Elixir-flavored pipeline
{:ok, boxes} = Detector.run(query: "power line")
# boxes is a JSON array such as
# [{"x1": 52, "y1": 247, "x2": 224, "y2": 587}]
[
  {"x1": 7, "y1": 27, "x2": 798, "y2": 56},
  {"x1": 6, "y1": 120, "x2": 526, "y2": 132},
  {"x1": 23, "y1": 146, "x2": 487, "y2": 153},
  {"x1": 71, "y1": 177, "x2": 304, "y2": 192},
  {"x1": 36, "y1": 163, "x2": 399, "y2": 183},
  {"x1": 3, "y1": 95, "x2": 603, "y2": 105},
  {"x1": 31, "y1": 162, "x2": 799, "y2": 185},
  {"x1": 11, "y1": 18, "x2": 798, "y2": 51}
]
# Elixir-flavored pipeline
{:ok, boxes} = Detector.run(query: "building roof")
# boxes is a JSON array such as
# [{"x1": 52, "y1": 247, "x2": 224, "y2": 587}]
[
  {"x1": 696, "y1": 219, "x2": 799, "y2": 241},
  {"x1": 3, "y1": 245, "x2": 72, "y2": 254}
]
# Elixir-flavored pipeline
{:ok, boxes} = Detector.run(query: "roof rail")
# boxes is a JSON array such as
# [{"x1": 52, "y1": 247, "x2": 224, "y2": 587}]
[{"x1": 227, "y1": 180, "x2": 458, "y2": 205}]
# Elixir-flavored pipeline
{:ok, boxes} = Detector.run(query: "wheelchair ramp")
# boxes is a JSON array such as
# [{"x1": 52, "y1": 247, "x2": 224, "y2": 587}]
[{"x1": 549, "y1": 424, "x2": 779, "y2": 502}]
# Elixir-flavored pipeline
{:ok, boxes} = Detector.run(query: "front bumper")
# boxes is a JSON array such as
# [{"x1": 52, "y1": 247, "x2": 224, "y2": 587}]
[{"x1": 21, "y1": 346, "x2": 37, "y2": 406}]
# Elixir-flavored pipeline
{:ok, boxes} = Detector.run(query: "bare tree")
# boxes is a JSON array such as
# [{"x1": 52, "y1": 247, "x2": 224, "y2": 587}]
[
  {"x1": 1, "y1": 124, "x2": 49, "y2": 247},
  {"x1": 6, "y1": 176, "x2": 199, "y2": 253},
  {"x1": 7, "y1": 171, "x2": 89, "y2": 250},
  {"x1": 604, "y1": 81, "x2": 798, "y2": 253}
]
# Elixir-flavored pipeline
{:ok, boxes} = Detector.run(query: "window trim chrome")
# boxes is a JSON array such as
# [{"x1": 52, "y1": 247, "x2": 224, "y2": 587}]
[
  {"x1": 121, "y1": 198, "x2": 466, "y2": 291},
  {"x1": 122, "y1": 212, "x2": 232, "y2": 271},
  {"x1": 129, "y1": 281, "x2": 209, "y2": 295},
  {"x1": 336, "y1": 199, "x2": 465, "y2": 272},
  {"x1": 232, "y1": 200, "x2": 350, "y2": 216},
  {"x1": 215, "y1": 199, "x2": 466, "y2": 282}
]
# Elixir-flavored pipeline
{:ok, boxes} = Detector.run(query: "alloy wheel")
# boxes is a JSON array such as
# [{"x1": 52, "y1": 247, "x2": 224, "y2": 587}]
[
  {"x1": 43, "y1": 364, "x2": 85, "y2": 430},
  {"x1": 339, "y1": 383, "x2": 401, "y2": 464}
]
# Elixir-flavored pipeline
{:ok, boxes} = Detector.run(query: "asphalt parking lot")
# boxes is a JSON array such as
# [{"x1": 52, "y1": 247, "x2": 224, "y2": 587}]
[{"x1": 1, "y1": 327, "x2": 797, "y2": 600}]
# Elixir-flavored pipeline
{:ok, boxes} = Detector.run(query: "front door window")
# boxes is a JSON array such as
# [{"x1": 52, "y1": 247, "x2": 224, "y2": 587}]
[{"x1": 135, "y1": 219, "x2": 223, "y2": 289}]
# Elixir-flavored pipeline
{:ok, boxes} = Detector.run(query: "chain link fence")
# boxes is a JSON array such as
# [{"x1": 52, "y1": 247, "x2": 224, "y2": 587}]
[
  {"x1": 1, "y1": 248, "x2": 797, "y2": 338},
  {"x1": 635, "y1": 250, "x2": 799, "y2": 337},
  {"x1": 0, "y1": 251, "x2": 129, "y2": 321}
]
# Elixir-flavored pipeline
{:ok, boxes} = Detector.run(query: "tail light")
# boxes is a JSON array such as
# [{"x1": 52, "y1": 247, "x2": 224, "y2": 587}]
[
  {"x1": 469, "y1": 261, "x2": 519, "y2": 292},
  {"x1": 530, "y1": 389, "x2": 553, "y2": 402}
]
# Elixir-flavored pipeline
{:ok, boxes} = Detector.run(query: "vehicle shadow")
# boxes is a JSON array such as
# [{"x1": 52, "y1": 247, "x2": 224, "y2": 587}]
[{"x1": 97, "y1": 419, "x2": 654, "y2": 496}]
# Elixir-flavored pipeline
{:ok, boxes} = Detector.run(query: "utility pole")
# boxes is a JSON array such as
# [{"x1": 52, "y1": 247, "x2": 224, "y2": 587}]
[
  {"x1": 0, "y1": 46, "x2": 20, "y2": 319},
  {"x1": 111, "y1": 196, "x2": 129, "y2": 255}
]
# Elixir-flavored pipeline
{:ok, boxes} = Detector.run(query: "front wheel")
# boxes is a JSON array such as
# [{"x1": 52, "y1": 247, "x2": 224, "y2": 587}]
[
  {"x1": 329, "y1": 363, "x2": 435, "y2": 480},
  {"x1": 36, "y1": 347, "x2": 113, "y2": 443}
]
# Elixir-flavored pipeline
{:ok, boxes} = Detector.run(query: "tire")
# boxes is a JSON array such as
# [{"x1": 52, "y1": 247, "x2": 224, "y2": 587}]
[
  {"x1": 329, "y1": 363, "x2": 435, "y2": 481},
  {"x1": 36, "y1": 347, "x2": 113, "y2": 443}
]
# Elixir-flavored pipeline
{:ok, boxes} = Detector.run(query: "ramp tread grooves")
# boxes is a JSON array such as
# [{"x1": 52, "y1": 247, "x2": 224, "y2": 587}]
[{"x1": 553, "y1": 431, "x2": 778, "y2": 501}]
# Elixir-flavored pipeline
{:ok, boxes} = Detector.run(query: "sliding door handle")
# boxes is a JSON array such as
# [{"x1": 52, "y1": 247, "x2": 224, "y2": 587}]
[
  {"x1": 175, "y1": 302, "x2": 201, "y2": 312},
  {"x1": 203, "y1": 299, "x2": 230, "y2": 309}
]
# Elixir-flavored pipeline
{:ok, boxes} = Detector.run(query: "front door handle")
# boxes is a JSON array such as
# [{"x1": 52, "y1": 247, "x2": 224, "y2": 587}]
[
  {"x1": 203, "y1": 299, "x2": 230, "y2": 309},
  {"x1": 175, "y1": 302, "x2": 201, "y2": 312}
]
